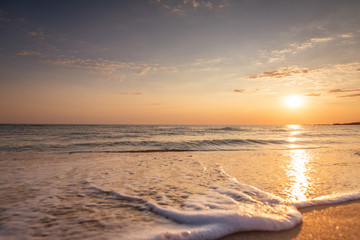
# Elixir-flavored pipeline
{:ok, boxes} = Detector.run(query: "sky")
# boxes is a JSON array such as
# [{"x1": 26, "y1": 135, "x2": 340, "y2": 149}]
[{"x1": 0, "y1": 0, "x2": 359, "y2": 125}]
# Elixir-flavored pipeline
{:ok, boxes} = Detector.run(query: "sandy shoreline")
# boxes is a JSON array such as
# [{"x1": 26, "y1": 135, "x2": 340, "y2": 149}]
[
  {"x1": 220, "y1": 200, "x2": 360, "y2": 240},
  {"x1": 1, "y1": 150, "x2": 359, "y2": 239}
]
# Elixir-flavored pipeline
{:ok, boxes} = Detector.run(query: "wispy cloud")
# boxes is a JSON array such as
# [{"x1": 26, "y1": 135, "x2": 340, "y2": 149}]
[
  {"x1": 43, "y1": 57, "x2": 152, "y2": 76},
  {"x1": 233, "y1": 89, "x2": 246, "y2": 93},
  {"x1": 328, "y1": 88, "x2": 360, "y2": 97},
  {"x1": 154, "y1": 0, "x2": 231, "y2": 15},
  {"x1": 137, "y1": 66, "x2": 151, "y2": 76},
  {"x1": 304, "y1": 93, "x2": 321, "y2": 97},
  {"x1": 260, "y1": 36, "x2": 337, "y2": 63},
  {"x1": 293, "y1": 37, "x2": 333, "y2": 52},
  {"x1": 309, "y1": 37, "x2": 333, "y2": 43},
  {"x1": 340, "y1": 33, "x2": 354, "y2": 38},
  {"x1": 248, "y1": 66, "x2": 310, "y2": 79},
  {"x1": 0, "y1": 9, "x2": 25, "y2": 25},
  {"x1": 17, "y1": 50, "x2": 44, "y2": 57},
  {"x1": 41, "y1": 56, "x2": 178, "y2": 81},
  {"x1": 245, "y1": 62, "x2": 360, "y2": 94},
  {"x1": 327, "y1": 88, "x2": 360, "y2": 93},
  {"x1": 193, "y1": 58, "x2": 223, "y2": 66},
  {"x1": 189, "y1": 57, "x2": 223, "y2": 72},
  {"x1": 233, "y1": 89, "x2": 259, "y2": 94},
  {"x1": 339, "y1": 93, "x2": 360, "y2": 98},
  {"x1": 27, "y1": 30, "x2": 45, "y2": 40},
  {"x1": 151, "y1": 65, "x2": 178, "y2": 73},
  {"x1": 248, "y1": 62, "x2": 360, "y2": 80}
]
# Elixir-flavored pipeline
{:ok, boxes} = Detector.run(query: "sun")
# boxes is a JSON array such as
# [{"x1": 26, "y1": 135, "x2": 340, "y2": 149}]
[{"x1": 285, "y1": 95, "x2": 303, "y2": 108}]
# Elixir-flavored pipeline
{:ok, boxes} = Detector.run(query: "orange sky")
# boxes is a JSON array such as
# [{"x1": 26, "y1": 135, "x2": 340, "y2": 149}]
[{"x1": 0, "y1": 0, "x2": 359, "y2": 124}]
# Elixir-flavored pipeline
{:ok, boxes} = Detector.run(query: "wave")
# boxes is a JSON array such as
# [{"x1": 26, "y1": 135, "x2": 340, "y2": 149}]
[
  {"x1": 2, "y1": 125, "x2": 357, "y2": 155},
  {"x1": 1, "y1": 138, "x2": 289, "y2": 154},
  {"x1": 207, "y1": 126, "x2": 248, "y2": 131},
  {"x1": 88, "y1": 184, "x2": 301, "y2": 240},
  {"x1": 65, "y1": 139, "x2": 287, "y2": 154},
  {"x1": 293, "y1": 191, "x2": 360, "y2": 208},
  {"x1": 87, "y1": 181, "x2": 360, "y2": 240},
  {"x1": 86, "y1": 138, "x2": 286, "y2": 148},
  {"x1": 68, "y1": 149, "x2": 196, "y2": 154},
  {"x1": 145, "y1": 200, "x2": 300, "y2": 240}
]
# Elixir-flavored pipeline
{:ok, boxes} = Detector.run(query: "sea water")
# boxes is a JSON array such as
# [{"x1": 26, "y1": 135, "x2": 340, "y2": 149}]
[{"x1": 0, "y1": 124, "x2": 360, "y2": 239}]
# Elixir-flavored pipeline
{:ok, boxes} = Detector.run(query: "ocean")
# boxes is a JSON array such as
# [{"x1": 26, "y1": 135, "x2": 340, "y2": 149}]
[{"x1": 0, "y1": 124, "x2": 360, "y2": 239}]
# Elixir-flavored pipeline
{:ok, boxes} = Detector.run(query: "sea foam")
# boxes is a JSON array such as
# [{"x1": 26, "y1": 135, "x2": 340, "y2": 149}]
[
  {"x1": 92, "y1": 182, "x2": 301, "y2": 240},
  {"x1": 91, "y1": 183, "x2": 360, "y2": 240},
  {"x1": 294, "y1": 191, "x2": 360, "y2": 208}
]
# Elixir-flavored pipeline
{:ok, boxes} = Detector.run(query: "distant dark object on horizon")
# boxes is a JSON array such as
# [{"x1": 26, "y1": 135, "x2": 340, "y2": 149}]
[{"x1": 333, "y1": 122, "x2": 360, "y2": 125}]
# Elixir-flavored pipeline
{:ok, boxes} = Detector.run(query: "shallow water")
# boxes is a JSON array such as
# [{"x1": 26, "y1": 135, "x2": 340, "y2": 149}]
[{"x1": 0, "y1": 125, "x2": 360, "y2": 239}]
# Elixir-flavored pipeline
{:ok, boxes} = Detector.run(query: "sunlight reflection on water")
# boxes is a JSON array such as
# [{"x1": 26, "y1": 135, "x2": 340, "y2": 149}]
[
  {"x1": 287, "y1": 125, "x2": 302, "y2": 149},
  {"x1": 286, "y1": 149, "x2": 311, "y2": 201},
  {"x1": 285, "y1": 125, "x2": 314, "y2": 201}
]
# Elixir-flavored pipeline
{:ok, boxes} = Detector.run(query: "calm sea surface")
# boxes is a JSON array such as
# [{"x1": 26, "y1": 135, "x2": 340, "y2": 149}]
[{"x1": 1, "y1": 124, "x2": 360, "y2": 239}]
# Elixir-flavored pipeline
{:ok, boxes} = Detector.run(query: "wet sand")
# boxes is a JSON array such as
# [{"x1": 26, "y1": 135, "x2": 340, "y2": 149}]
[{"x1": 220, "y1": 200, "x2": 360, "y2": 240}]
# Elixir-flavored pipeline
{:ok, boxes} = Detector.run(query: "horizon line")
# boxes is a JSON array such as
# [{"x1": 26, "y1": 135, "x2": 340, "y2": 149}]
[{"x1": 1, "y1": 122, "x2": 358, "y2": 126}]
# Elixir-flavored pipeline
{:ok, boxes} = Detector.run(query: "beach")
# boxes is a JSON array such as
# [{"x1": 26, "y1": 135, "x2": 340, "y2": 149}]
[
  {"x1": 221, "y1": 200, "x2": 360, "y2": 240},
  {"x1": 0, "y1": 124, "x2": 359, "y2": 239}
]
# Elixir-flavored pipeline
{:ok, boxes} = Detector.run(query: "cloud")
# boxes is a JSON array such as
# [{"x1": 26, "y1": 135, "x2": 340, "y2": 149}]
[
  {"x1": 189, "y1": 57, "x2": 223, "y2": 72},
  {"x1": 245, "y1": 62, "x2": 360, "y2": 93},
  {"x1": 0, "y1": 9, "x2": 25, "y2": 26},
  {"x1": 249, "y1": 62, "x2": 360, "y2": 81},
  {"x1": 328, "y1": 88, "x2": 360, "y2": 97},
  {"x1": 339, "y1": 93, "x2": 360, "y2": 98},
  {"x1": 305, "y1": 93, "x2": 321, "y2": 97},
  {"x1": 340, "y1": 33, "x2": 354, "y2": 38},
  {"x1": 152, "y1": 65, "x2": 178, "y2": 73},
  {"x1": 233, "y1": 89, "x2": 246, "y2": 93},
  {"x1": 27, "y1": 30, "x2": 45, "y2": 40},
  {"x1": 42, "y1": 56, "x2": 178, "y2": 82},
  {"x1": 233, "y1": 89, "x2": 259, "y2": 94},
  {"x1": 44, "y1": 57, "x2": 153, "y2": 76},
  {"x1": 248, "y1": 66, "x2": 310, "y2": 79},
  {"x1": 309, "y1": 37, "x2": 333, "y2": 43},
  {"x1": 332, "y1": 62, "x2": 360, "y2": 72},
  {"x1": 193, "y1": 58, "x2": 223, "y2": 66},
  {"x1": 259, "y1": 36, "x2": 335, "y2": 63},
  {"x1": 328, "y1": 88, "x2": 360, "y2": 93},
  {"x1": 328, "y1": 89, "x2": 345, "y2": 93},
  {"x1": 137, "y1": 66, "x2": 151, "y2": 76},
  {"x1": 17, "y1": 50, "x2": 44, "y2": 57},
  {"x1": 154, "y1": 0, "x2": 231, "y2": 15}
]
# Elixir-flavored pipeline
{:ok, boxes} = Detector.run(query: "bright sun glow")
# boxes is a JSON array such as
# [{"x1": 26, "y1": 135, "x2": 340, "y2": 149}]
[{"x1": 285, "y1": 95, "x2": 303, "y2": 108}]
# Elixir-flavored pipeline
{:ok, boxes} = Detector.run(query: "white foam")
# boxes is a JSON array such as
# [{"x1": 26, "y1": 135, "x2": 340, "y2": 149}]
[
  {"x1": 89, "y1": 185, "x2": 360, "y2": 240},
  {"x1": 294, "y1": 191, "x2": 360, "y2": 208},
  {"x1": 143, "y1": 186, "x2": 302, "y2": 240},
  {"x1": 142, "y1": 189, "x2": 360, "y2": 240},
  {"x1": 146, "y1": 201, "x2": 301, "y2": 229}
]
